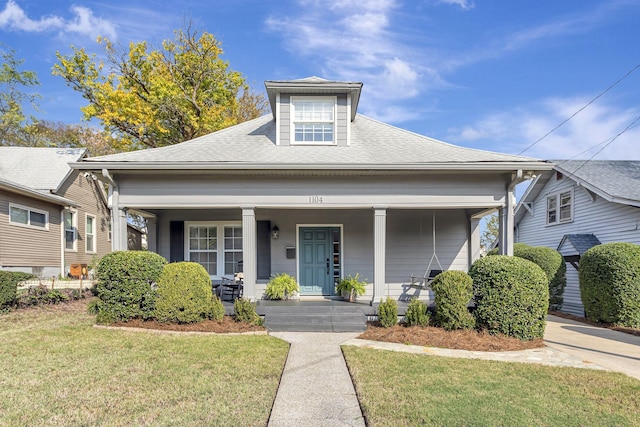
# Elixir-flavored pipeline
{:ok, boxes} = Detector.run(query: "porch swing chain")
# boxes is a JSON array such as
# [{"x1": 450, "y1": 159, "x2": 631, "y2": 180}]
[{"x1": 424, "y1": 212, "x2": 444, "y2": 279}]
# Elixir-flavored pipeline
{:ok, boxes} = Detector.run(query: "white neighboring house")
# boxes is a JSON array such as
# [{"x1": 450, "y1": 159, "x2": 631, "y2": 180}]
[{"x1": 515, "y1": 160, "x2": 640, "y2": 316}]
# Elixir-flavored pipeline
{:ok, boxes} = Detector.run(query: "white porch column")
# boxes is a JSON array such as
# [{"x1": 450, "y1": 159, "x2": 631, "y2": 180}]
[
  {"x1": 115, "y1": 208, "x2": 128, "y2": 251},
  {"x1": 469, "y1": 216, "x2": 481, "y2": 265},
  {"x1": 242, "y1": 207, "x2": 257, "y2": 301},
  {"x1": 373, "y1": 207, "x2": 387, "y2": 304},
  {"x1": 498, "y1": 189, "x2": 515, "y2": 256},
  {"x1": 146, "y1": 217, "x2": 157, "y2": 252}
]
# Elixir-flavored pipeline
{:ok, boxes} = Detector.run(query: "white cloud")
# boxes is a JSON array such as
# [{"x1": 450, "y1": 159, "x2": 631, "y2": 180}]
[
  {"x1": 447, "y1": 98, "x2": 640, "y2": 160},
  {"x1": 0, "y1": 0, "x2": 117, "y2": 40},
  {"x1": 439, "y1": 0, "x2": 475, "y2": 11}
]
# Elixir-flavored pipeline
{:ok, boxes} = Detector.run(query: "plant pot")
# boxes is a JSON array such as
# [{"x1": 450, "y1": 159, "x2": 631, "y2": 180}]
[{"x1": 341, "y1": 289, "x2": 356, "y2": 302}]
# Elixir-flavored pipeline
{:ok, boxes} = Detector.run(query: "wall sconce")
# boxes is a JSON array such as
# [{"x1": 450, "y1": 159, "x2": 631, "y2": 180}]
[{"x1": 271, "y1": 225, "x2": 280, "y2": 240}]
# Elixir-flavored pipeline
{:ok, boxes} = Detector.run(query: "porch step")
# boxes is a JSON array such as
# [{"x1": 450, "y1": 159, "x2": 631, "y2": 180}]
[{"x1": 262, "y1": 304, "x2": 367, "y2": 332}]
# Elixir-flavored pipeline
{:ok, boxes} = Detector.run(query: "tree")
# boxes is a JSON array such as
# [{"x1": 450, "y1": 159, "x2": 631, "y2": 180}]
[
  {"x1": 21, "y1": 121, "x2": 126, "y2": 156},
  {"x1": 480, "y1": 213, "x2": 499, "y2": 253},
  {"x1": 53, "y1": 26, "x2": 268, "y2": 149},
  {"x1": 0, "y1": 47, "x2": 40, "y2": 145}
]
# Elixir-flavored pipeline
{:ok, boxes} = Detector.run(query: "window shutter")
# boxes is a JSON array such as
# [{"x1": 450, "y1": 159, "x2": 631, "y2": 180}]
[
  {"x1": 170, "y1": 221, "x2": 184, "y2": 262},
  {"x1": 257, "y1": 221, "x2": 271, "y2": 279}
]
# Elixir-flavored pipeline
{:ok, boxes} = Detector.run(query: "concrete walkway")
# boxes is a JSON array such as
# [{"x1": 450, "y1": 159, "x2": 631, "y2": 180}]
[
  {"x1": 268, "y1": 332, "x2": 365, "y2": 427},
  {"x1": 544, "y1": 315, "x2": 640, "y2": 380}
]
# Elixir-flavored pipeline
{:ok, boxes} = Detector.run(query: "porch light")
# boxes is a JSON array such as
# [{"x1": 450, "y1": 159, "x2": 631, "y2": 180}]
[{"x1": 271, "y1": 225, "x2": 280, "y2": 240}]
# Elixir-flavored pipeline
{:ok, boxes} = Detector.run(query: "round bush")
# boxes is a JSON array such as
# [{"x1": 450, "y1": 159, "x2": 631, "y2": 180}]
[
  {"x1": 154, "y1": 262, "x2": 214, "y2": 323},
  {"x1": 514, "y1": 244, "x2": 566, "y2": 311},
  {"x1": 94, "y1": 251, "x2": 167, "y2": 323},
  {"x1": 431, "y1": 270, "x2": 475, "y2": 331},
  {"x1": 265, "y1": 273, "x2": 299, "y2": 300},
  {"x1": 579, "y1": 242, "x2": 640, "y2": 328},
  {"x1": 470, "y1": 255, "x2": 549, "y2": 340}
]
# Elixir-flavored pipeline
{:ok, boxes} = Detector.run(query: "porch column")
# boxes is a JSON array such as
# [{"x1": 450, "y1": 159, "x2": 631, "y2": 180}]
[
  {"x1": 242, "y1": 207, "x2": 257, "y2": 301},
  {"x1": 372, "y1": 207, "x2": 387, "y2": 304},
  {"x1": 469, "y1": 216, "x2": 481, "y2": 265},
  {"x1": 114, "y1": 208, "x2": 128, "y2": 251},
  {"x1": 498, "y1": 189, "x2": 515, "y2": 256},
  {"x1": 146, "y1": 217, "x2": 157, "y2": 252}
]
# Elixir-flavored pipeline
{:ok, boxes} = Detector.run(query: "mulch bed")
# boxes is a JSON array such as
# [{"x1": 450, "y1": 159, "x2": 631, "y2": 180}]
[
  {"x1": 359, "y1": 323, "x2": 544, "y2": 352},
  {"x1": 549, "y1": 311, "x2": 640, "y2": 337}
]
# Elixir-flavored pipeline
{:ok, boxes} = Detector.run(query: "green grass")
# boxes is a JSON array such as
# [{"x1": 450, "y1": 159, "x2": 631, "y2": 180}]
[
  {"x1": 0, "y1": 302, "x2": 289, "y2": 426},
  {"x1": 343, "y1": 346, "x2": 640, "y2": 427}
]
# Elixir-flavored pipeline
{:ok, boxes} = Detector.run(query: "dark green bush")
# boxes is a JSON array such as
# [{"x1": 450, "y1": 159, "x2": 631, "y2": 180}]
[
  {"x1": 470, "y1": 255, "x2": 549, "y2": 341},
  {"x1": 94, "y1": 251, "x2": 167, "y2": 323},
  {"x1": 431, "y1": 270, "x2": 475, "y2": 331},
  {"x1": 210, "y1": 295, "x2": 225, "y2": 321},
  {"x1": 514, "y1": 243, "x2": 566, "y2": 311},
  {"x1": 154, "y1": 262, "x2": 214, "y2": 323},
  {"x1": 378, "y1": 297, "x2": 398, "y2": 328},
  {"x1": 0, "y1": 271, "x2": 35, "y2": 311},
  {"x1": 404, "y1": 298, "x2": 430, "y2": 327},
  {"x1": 234, "y1": 297, "x2": 263, "y2": 325},
  {"x1": 579, "y1": 242, "x2": 640, "y2": 328},
  {"x1": 19, "y1": 286, "x2": 69, "y2": 306}
]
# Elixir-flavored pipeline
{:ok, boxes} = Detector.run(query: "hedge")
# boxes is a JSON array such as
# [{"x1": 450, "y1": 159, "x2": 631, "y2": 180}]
[
  {"x1": 579, "y1": 242, "x2": 640, "y2": 328},
  {"x1": 0, "y1": 271, "x2": 36, "y2": 311},
  {"x1": 470, "y1": 255, "x2": 549, "y2": 340},
  {"x1": 154, "y1": 262, "x2": 214, "y2": 323},
  {"x1": 93, "y1": 251, "x2": 167, "y2": 323},
  {"x1": 431, "y1": 270, "x2": 475, "y2": 330},
  {"x1": 514, "y1": 243, "x2": 566, "y2": 311}
]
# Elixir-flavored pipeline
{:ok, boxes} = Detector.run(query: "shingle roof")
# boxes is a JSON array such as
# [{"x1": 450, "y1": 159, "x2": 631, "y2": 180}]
[
  {"x1": 556, "y1": 160, "x2": 640, "y2": 203},
  {"x1": 557, "y1": 234, "x2": 601, "y2": 255},
  {"x1": 81, "y1": 114, "x2": 544, "y2": 168},
  {"x1": 0, "y1": 147, "x2": 86, "y2": 191}
]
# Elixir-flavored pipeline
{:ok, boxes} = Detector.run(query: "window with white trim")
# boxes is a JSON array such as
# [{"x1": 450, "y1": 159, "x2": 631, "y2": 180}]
[
  {"x1": 291, "y1": 97, "x2": 335, "y2": 144},
  {"x1": 86, "y1": 214, "x2": 96, "y2": 253},
  {"x1": 186, "y1": 222, "x2": 242, "y2": 278},
  {"x1": 9, "y1": 204, "x2": 48, "y2": 230},
  {"x1": 547, "y1": 189, "x2": 573, "y2": 225},
  {"x1": 64, "y1": 210, "x2": 77, "y2": 250}
]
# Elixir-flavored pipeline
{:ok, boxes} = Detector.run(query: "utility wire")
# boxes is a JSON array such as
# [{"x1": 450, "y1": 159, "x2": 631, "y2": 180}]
[{"x1": 518, "y1": 62, "x2": 640, "y2": 155}]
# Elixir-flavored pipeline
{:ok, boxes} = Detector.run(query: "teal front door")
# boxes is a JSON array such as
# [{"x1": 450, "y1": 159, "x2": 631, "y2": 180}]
[{"x1": 299, "y1": 227, "x2": 340, "y2": 295}]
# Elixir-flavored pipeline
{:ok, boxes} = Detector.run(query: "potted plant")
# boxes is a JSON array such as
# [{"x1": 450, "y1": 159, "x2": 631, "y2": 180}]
[
  {"x1": 264, "y1": 273, "x2": 299, "y2": 300},
  {"x1": 336, "y1": 273, "x2": 368, "y2": 302}
]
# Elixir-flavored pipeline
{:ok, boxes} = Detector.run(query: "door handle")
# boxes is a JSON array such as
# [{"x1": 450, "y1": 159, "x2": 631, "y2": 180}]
[{"x1": 326, "y1": 258, "x2": 330, "y2": 275}]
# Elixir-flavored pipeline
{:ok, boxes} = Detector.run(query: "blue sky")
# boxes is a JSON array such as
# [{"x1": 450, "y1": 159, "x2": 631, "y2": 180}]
[{"x1": 1, "y1": 0, "x2": 639, "y2": 162}]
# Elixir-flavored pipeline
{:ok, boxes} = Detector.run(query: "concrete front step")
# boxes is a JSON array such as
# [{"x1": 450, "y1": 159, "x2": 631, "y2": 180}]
[{"x1": 262, "y1": 304, "x2": 368, "y2": 332}]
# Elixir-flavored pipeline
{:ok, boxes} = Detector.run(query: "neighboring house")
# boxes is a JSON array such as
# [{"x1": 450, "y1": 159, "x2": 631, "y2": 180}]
[
  {"x1": 72, "y1": 77, "x2": 551, "y2": 303},
  {"x1": 0, "y1": 147, "x2": 111, "y2": 277},
  {"x1": 515, "y1": 160, "x2": 640, "y2": 316}
]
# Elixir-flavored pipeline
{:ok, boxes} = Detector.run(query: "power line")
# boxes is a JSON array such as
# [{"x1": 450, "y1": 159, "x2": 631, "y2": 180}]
[{"x1": 518, "y1": 62, "x2": 640, "y2": 155}]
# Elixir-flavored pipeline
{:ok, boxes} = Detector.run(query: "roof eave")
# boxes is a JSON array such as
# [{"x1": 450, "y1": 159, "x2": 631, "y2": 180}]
[{"x1": 0, "y1": 180, "x2": 79, "y2": 207}]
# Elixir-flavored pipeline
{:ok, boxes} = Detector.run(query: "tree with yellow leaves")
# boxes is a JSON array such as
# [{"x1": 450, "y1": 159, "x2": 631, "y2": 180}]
[{"x1": 53, "y1": 26, "x2": 267, "y2": 149}]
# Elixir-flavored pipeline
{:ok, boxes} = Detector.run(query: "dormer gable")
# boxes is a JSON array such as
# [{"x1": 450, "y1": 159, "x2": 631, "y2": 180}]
[{"x1": 264, "y1": 77, "x2": 363, "y2": 147}]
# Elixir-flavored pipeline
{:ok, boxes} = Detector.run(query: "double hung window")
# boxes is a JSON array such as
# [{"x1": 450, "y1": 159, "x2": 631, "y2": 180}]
[
  {"x1": 86, "y1": 214, "x2": 96, "y2": 253},
  {"x1": 64, "y1": 210, "x2": 77, "y2": 250},
  {"x1": 547, "y1": 189, "x2": 573, "y2": 225},
  {"x1": 292, "y1": 98, "x2": 335, "y2": 144},
  {"x1": 186, "y1": 222, "x2": 242, "y2": 277}
]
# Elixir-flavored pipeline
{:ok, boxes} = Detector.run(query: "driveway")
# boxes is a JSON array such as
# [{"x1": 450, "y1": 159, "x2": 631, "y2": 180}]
[{"x1": 544, "y1": 315, "x2": 640, "y2": 380}]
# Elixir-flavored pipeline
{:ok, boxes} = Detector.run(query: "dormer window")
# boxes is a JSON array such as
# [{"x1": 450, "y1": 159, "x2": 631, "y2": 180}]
[{"x1": 291, "y1": 97, "x2": 336, "y2": 145}]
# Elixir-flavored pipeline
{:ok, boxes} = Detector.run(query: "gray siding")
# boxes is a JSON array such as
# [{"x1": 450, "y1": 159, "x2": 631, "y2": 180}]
[
  {"x1": 279, "y1": 94, "x2": 290, "y2": 146},
  {"x1": 517, "y1": 173, "x2": 640, "y2": 316},
  {"x1": 0, "y1": 189, "x2": 62, "y2": 271}
]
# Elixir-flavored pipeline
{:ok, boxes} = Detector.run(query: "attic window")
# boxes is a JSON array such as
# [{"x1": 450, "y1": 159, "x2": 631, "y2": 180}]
[{"x1": 291, "y1": 97, "x2": 335, "y2": 144}]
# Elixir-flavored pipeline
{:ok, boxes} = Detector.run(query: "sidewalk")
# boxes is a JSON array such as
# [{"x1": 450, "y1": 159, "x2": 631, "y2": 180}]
[{"x1": 268, "y1": 332, "x2": 365, "y2": 427}]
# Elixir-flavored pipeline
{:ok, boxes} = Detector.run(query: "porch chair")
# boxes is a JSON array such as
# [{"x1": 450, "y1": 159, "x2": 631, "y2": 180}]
[{"x1": 221, "y1": 261, "x2": 244, "y2": 301}]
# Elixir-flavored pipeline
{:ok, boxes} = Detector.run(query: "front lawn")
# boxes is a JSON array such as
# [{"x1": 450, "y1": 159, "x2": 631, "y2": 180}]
[
  {"x1": 0, "y1": 300, "x2": 289, "y2": 426},
  {"x1": 343, "y1": 346, "x2": 640, "y2": 427}
]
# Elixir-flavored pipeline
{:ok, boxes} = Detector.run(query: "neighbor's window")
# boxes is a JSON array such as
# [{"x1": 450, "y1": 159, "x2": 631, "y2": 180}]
[
  {"x1": 9, "y1": 204, "x2": 48, "y2": 230},
  {"x1": 86, "y1": 214, "x2": 96, "y2": 253},
  {"x1": 185, "y1": 222, "x2": 242, "y2": 278},
  {"x1": 292, "y1": 98, "x2": 335, "y2": 144},
  {"x1": 64, "y1": 210, "x2": 76, "y2": 250},
  {"x1": 547, "y1": 189, "x2": 573, "y2": 225}
]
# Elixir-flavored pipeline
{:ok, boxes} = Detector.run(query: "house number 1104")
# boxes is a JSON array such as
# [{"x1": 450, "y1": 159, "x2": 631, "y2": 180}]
[{"x1": 309, "y1": 196, "x2": 323, "y2": 204}]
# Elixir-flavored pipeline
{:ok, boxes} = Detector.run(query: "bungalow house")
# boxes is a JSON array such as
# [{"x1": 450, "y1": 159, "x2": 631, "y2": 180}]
[
  {"x1": 515, "y1": 160, "x2": 640, "y2": 316},
  {"x1": 72, "y1": 77, "x2": 551, "y2": 303},
  {"x1": 0, "y1": 147, "x2": 112, "y2": 278}
]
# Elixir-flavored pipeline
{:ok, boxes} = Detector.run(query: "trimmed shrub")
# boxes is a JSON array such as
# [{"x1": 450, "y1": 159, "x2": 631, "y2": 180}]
[
  {"x1": 234, "y1": 297, "x2": 263, "y2": 325},
  {"x1": 378, "y1": 297, "x2": 398, "y2": 328},
  {"x1": 210, "y1": 295, "x2": 225, "y2": 321},
  {"x1": 431, "y1": 270, "x2": 475, "y2": 331},
  {"x1": 470, "y1": 255, "x2": 549, "y2": 340},
  {"x1": 514, "y1": 243, "x2": 566, "y2": 311},
  {"x1": 265, "y1": 273, "x2": 299, "y2": 300},
  {"x1": 404, "y1": 298, "x2": 430, "y2": 327},
  {"x1": 579, "y1": 242, "x2": 640, "y2": 328},
  {"x1": 154, "y1": 262, "x2": 214, "y2": 323},
  {"x1": 486, "y1": 242, "x2": 529, "y2": 257},
  {"x1": 94, "y1": 251, "x2": 167, "y2": 323},
  {"x1": 0, "y1": 271, "x2": 35, "y2": 310}
]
